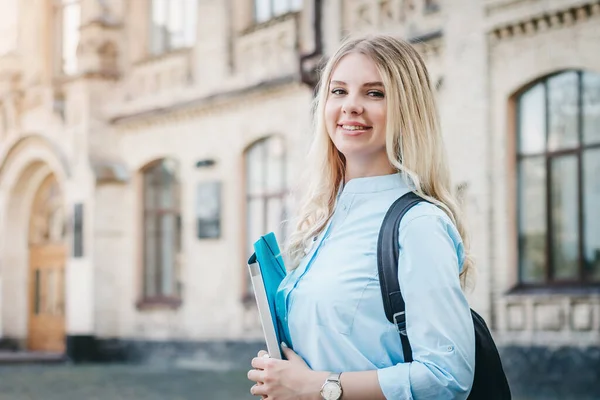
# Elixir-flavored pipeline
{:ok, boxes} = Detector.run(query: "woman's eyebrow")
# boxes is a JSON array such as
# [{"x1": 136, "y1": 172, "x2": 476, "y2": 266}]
[{"x1": 329, "y1": 80, "x2": 384, "y2": 88}]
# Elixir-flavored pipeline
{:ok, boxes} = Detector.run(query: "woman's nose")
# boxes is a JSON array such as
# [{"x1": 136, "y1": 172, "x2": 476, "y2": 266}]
[{"x1": 342, "y1": 95, "x2": 364, "y2": 115}]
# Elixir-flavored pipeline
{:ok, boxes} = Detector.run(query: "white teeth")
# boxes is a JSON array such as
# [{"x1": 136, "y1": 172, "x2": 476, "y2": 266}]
[{"x1": 341, "y1": 125, "x2": 368, "y2": 131}]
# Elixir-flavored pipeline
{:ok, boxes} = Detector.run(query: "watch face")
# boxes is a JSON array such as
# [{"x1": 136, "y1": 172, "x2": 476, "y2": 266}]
[{"x1": 321, "y1": 381, "x2": 342, "y2": 400}]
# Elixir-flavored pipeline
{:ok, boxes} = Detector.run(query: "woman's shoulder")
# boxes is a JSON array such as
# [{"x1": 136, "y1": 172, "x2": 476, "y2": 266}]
[{"x1": 398, "y1": 201, "x2": 460, "y2": 240}]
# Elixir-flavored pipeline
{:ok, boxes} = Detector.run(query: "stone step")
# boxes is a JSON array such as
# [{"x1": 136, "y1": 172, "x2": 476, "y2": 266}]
[{"x1": 0, "y1": 351, "x2": 67, "y2": 365}]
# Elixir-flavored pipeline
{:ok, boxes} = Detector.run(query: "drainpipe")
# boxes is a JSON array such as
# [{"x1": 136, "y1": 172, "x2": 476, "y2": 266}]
[{"x1": 299, "y1": 0, "x2": 323, "y2": 88}]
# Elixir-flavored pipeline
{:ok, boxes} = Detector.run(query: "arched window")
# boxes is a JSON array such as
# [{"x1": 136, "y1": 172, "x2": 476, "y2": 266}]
[
  {"x1": 517, "y1": 70, "x2": 600, "y2": 285},
  {"x1": 244, "y1": 136, "x2": 288, "y2": 293},
  {"x1": 141, "y1": 158, "x2": 181, "y2": 301}
]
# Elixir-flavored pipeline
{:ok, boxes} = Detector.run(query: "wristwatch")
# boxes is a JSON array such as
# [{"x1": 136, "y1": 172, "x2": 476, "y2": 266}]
[{"x1": 320, "y1": 372, "x2": 343, "y2": 400}]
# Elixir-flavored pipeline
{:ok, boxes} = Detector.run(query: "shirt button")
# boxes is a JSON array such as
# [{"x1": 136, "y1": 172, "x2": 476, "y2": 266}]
[
  {"x1": 447, "y1": 345, "x2": 454, "y2": 352},
  {"x1": 342, "y1": 204, "x2": 347, "y2": 210}
]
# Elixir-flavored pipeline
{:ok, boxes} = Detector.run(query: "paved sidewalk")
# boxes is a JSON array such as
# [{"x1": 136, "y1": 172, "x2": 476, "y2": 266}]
[
  {"x1": 0, "y1": 363, "x2": 596, "y2": 400},
  {"x1": 0, "y1": 364, "x2": 254, "y2": 400},
  {"x1": 0, "y1": 351, "x2": 65, "y2": 364}
]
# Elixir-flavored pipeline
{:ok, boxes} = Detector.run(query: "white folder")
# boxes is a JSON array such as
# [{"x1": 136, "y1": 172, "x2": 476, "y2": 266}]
[{"x1": 248, "y1": 260, "x2": 282, "y2": 360}]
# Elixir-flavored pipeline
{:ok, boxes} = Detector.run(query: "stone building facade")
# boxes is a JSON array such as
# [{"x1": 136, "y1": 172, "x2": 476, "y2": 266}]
[{"x1": 0, "y1": 0, "x2": 598, "y2": 395}]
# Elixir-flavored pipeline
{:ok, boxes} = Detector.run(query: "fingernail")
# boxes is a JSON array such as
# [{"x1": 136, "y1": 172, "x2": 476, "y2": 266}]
[{"x1": 281, "y1": 342, "x2": 288, "y2": 348}]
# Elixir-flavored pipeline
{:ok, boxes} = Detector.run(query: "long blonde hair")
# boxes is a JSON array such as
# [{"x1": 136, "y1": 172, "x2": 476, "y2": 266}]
[{"x1": 285, "y1": 34, "x2": 473, "y2": 287}]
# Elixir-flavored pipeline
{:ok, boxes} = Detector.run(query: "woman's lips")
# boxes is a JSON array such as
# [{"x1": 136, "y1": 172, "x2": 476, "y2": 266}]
[{"x1": 338, "y1": 124, "x2": 372, "y2": 135}]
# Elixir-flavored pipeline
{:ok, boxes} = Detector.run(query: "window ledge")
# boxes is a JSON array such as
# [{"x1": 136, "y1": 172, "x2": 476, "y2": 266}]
[
  {"x1": 240, "y1": 11, "x2": 298, "y2": 36},
  {"x1": 134, "y1": 47, "x2": 192, "y2": 67},
  {"x1": 136, "y1": 296, "x2": 182, "y2": 311},
  {"x1": 505, "y1": 284, "x2": 600, "y2": 297}
]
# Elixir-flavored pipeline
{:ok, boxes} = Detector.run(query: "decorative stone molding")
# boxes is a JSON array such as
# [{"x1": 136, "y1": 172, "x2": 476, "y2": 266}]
[
  {"x1": 111, "y1": 77, "x2": 302, "y2": 132},
  {"x1": 507, "y1": 303, "x2": 526, "y2": 331},
  {"x1": 489, "y1": 1, "x2": 600, "y2": 43},
  {"x1": 571, "y1": 302, "x2": 594, "y2": 331},
  {"x1": 91, "y1": 158, "x2": 130, "y2": 184},
  {"x1": 534, "y1": 302, "x2": 564, "y2": 331},
  {"x1": 124, "y1": 49, "x2": 192, "y2": 103},
  {"x1": 343, "y1": 0, "x2": 442, "y2": 41},
  {"x1": 500, "y1": 293, "x2": 600, "y2": 341},
  {"x1": 235, "y1": 13, "x2": 300, "y2": 86}
]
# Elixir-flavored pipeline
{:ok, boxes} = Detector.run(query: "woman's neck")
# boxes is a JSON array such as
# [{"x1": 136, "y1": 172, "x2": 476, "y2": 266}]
[{"x1": 344, "y1": 157, "x2": 396, "y2": 183}]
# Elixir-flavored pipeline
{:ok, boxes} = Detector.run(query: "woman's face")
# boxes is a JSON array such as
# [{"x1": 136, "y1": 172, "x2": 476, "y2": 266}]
[{"x1": 325, "y1": 52, "x2": 388, "y2": 166}]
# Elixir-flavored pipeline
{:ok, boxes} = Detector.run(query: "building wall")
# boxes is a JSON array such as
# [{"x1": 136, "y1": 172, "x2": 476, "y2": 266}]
[
  {"x1": 488, "y1": 0, "x2": 600, "y2": 343},
  {"x1": 0, "y1": 0, "x2": 599, "y2": 393}
]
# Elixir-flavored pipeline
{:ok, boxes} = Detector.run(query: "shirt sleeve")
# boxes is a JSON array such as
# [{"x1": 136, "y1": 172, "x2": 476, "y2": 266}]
[{"x1": 376, "y1": 210, "x2": 475, "y2": 400}]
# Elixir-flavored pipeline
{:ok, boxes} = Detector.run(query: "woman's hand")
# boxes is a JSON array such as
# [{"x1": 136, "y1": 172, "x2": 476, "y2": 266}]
[{"x1": 247, "y1": 345, "x2": 328, "y2": 400}]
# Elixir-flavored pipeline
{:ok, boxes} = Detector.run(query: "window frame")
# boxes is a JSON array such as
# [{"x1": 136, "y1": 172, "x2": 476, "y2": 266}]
[
  {"x1": 137, "y1": 158, "x2": 182, "y2": 309},
  {"x1": 148, "y1": 0, "x2": 197, "y2": 56},
  {"x1": 254, "y1": 0, "x2": 302, "y2": 24},
  {"x1": 516, "y1": 70, "x2": 600, "y2": 287},
  {"x1": 242, "y1": 136, "x2": 288, "y2": 302}
]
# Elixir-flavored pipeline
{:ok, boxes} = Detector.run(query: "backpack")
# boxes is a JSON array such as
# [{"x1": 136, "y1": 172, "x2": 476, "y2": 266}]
[{"x1": 377, "y1": 192, "x2": 511, "y2": 400}]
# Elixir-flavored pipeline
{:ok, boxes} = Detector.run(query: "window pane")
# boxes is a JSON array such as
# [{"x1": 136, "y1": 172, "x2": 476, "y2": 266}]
[
  {"x1": 183, "y1": 0, "x2": 197, "y2": 47},
  {"x1": 62, "y1": 2, "x2": 80, "y2": 75},
  {"x1": 34, "y1": 269, "x2": 41, "y2": 315},
  {"x1": 247, "y1": 198, "x2": 266, "y2": 253},
  {"x1": 160, "y1": 213, "x2": 176, "y2": 296},
  {"x1": 167, "y1": 0, "x2": 184, "y2": 49},
  {"x1": 583, "y1": 149, "x2": 600, "y2": 281},
  {"x1": 518, "y1": 157, "x2": 547, "y2": 283},
  {"x1": 583, "y1": 72, "x2": 600, "y2": 145},
  {"x1": 266, "y1": 137, "x2": 286, "y2": 193},
  {"x1": 144, "y1": 171, "x2": 157, "y2": 210},
  {"x1": 150, "y1": 0, "x2": 167, "y2": 54},
  {"x1": 274, "y1": 0, "x2": 291, "y2": 15},
  {"x1": 144, "y1": 214, "x2": 158, "y2": 297},
  {"x1": 551, "y1": 155, "x2": 579, "y2": 280},
  {"x1": 267, "y1": 197, "x2": 285, "y2": 241},
  {"x1": 46, "y1": 269, "x2": 56, "y2": 315},
  {"x1": 548, "y1": 72, "x2": 579, "y2": 151},
  {"x1": 255, "y1": 0, "x2": 271, "y2": 22},
  {"x1": 518, "y1": 83, "x2": 546, "y2": 155},
  {"x1": 246, "y1": 142, "x2": 265, "y2": 196},
  {"x1": 160, "y1": 160, "x2": 178, "y2": 209},
  {"x1": 291, "y1": 0, "x2": 303, "y2": 11}
]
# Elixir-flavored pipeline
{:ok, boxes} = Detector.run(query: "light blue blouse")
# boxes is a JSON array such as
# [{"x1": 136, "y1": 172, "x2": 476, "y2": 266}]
[{"x1": 275, "y1": 173, "x2": 475, "y2": 399}]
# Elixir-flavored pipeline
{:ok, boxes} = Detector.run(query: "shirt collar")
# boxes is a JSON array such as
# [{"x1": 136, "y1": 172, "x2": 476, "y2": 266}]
[{"x1": 341, "y1": 172, "x2": 412, "y2": 194}]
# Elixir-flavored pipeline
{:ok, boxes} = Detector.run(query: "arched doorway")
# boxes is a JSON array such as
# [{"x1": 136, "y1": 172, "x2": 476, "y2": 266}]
[{"x1": 27, "y1": 174, "x2": 66, "y2": 352}]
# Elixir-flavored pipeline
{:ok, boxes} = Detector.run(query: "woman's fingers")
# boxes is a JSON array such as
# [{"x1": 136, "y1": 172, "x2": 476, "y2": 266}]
[
  {"x1": 251, "y1": 355, "x2": 272, "y2": 370},
  {"x1": 250, "y1": 383, "x2": 268, "y2": 396},
  {"x1": 257, "y1": 350, "x2": 269, "y2": 358},
  {"x1": 247, "y1": 368, "x2": 265, "y2": 383}
]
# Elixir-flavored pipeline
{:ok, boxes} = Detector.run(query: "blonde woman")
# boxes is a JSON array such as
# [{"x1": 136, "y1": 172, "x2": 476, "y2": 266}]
[{"x1": 248, "y1": 34, "x2": 475, "y2": 400}]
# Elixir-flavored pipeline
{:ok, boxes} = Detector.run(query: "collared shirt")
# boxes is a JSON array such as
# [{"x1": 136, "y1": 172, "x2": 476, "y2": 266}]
[{"x1": 275, "y1": 173, "x2": 475, "y2": 399}]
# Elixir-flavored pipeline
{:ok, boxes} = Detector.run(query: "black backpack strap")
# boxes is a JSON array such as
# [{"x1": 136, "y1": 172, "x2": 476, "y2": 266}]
[{"x1": 377, "y1": 191, "x2": 427, "y2": 363}]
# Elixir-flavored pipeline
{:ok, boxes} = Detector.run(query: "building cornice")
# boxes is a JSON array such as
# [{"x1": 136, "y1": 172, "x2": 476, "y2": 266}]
[
  {"x1": 110, "y1": 75, "x2": 305, "y2": 130},
  {"x1": 489, "y1": 1, "x2": 600, "y2": 43}
]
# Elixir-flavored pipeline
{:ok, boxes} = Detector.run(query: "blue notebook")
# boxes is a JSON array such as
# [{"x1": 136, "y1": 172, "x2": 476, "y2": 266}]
[{"x1": 247, "y1": 232, "x2": 289, "y2": 357}]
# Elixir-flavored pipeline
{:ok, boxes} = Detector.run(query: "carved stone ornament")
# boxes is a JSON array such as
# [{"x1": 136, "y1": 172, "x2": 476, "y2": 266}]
[{"x1": 29, "y1": 177, "x2": 66, "y2": 245}]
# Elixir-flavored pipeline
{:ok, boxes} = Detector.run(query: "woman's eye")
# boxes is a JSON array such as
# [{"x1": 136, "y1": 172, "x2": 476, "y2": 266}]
[
  {"x1": 331, "y1": 88, "x2": 346, "y2": 95},
  {"x1": 368, "y1": 90, "x2": 385, "y2": 98}
]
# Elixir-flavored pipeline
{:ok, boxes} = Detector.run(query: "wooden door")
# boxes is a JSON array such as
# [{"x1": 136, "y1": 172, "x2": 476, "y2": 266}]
[
  {"x1": 27, "y1": 175, "x2": 66, "y2": 353},
  {"x1": 28, "y1": 244, "x2": 66, "y2": 352}
]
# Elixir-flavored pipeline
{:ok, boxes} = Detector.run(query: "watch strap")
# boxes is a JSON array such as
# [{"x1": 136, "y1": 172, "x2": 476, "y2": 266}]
[{"x1": 327, "y1": 372, "x2": 342, "y2": 383}]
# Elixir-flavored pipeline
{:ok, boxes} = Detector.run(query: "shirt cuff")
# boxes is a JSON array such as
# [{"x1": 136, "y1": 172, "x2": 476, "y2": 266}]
[{"x1": 377, "y1": 364, "x2": 412, "y2": 400}]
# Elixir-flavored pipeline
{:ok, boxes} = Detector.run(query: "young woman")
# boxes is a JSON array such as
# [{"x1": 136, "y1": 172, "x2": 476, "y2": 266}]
[{"x1": 247, "y1": 34, "x2": 475, "y2": 400}]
